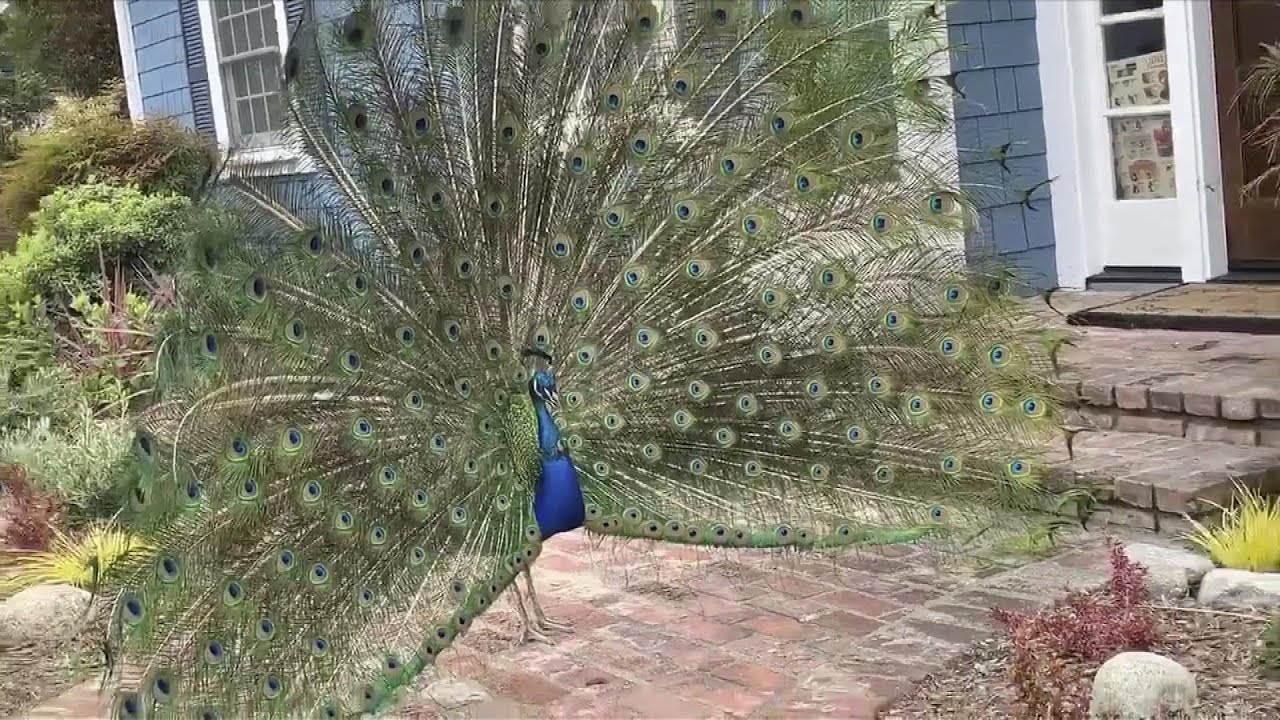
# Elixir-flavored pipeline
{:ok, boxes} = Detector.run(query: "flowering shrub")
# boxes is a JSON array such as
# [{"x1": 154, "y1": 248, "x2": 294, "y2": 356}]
[
  {"x1": 992, "y1": 537, "x2": 1158, "y2": 719},
  {"x1": 0, "y1": 464, "x2": 63, "y2": 550}
]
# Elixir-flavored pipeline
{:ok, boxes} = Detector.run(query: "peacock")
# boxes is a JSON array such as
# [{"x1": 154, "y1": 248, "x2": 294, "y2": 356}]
[{"x1": 104, "y1": 1, "x2": 1071, "y2": 717}]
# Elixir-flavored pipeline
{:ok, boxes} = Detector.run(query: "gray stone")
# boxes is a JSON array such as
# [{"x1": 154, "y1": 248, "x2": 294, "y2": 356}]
[
  {"x1": 425, "y1": 678, "x2": 491, "y2": 709},
  {"x1": 1123, "y1": 543, "x2": 1215, "y2": 600},
  {"x1": 1089, "y1": 652, "x2": 1197, "y2": 720},
  {"x1": 0, "y1": 584, "x2": 92, "y2": 648},
  {"x1": 1197, "y1": 568, "x2": 1280, "y2": 609}
]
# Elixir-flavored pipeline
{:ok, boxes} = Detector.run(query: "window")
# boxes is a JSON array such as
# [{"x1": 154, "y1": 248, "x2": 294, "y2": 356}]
[
  {"x1": 211, "y1": 0, "x2": 287, "y2": 147},
  {"x1": 1100, "y1": 0, "x2": 1175, "y2": 199}
]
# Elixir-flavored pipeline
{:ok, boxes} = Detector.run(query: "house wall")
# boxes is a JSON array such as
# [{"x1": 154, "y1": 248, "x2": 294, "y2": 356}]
[{"x1": 948, "y1": 0, "x2": 1057, "y2": 288}]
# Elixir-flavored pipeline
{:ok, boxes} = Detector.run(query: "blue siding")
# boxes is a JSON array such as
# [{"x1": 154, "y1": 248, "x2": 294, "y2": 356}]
[
  {"x1": 128, "y1": 0, "x2": 194, "y2": 129},
  {"x1": 948, "y1": 0, "x2": 1057, "y2": 288}
]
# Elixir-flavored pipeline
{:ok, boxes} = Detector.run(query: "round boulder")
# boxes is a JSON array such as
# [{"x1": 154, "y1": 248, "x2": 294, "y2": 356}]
[
  {"x1": 1089, "y1": 651, "x2": 1196, "y2": 719},
  {"x1": 0, "y1": 584, "x2": 93, "y2": 648}
]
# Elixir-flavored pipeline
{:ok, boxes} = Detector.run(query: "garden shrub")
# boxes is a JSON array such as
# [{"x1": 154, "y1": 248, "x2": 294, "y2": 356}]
[
  {"x1": 0, "y1": 410, "x2": 135, "y2": 523},
  {"x1": 992, "y1": 538, "x2": 1158, "y2": 719},
  {"x1": 0, "y1": 183, "x2": 194, "y2": 304},
  {"x1": 1186, "y1": 483, "x2": 1280, "y2": 572},
  {"x1": 0, "y1": 84, "x2": 214, "y2": 235}
]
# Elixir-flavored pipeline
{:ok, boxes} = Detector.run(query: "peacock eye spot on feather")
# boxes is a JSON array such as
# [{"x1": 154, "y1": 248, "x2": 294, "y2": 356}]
[
  {"x1": 713, "y1": 7, "x2": 729, "y2": 23},
  {"x1": 124, "y1": 597, "x2": 143, "y2": 620},
  {"x1": 203, "y1": 333, "x2": 219, "y2": 355},
  {"x1": 310, "y1": 563, "x2": 328, "y2": 582},
  {"x1": 534, "y1": 41, "x2": 550, "y2": 56},
  {"x1": 501, "y1": 126, "x2": 515, "y2": 141},
  {"x1": 673, "y1": 78, "x2": 689, "y2": 95},
  {"x1": 633, "y1": 137, "x2": 648, "y2": 154},
  {"x1": 930, "y1": 506, "x2": 946, "y2": 521},
  {"x1": 638, "y1": 15, "x2": 652, "y2": 31},
  {"x1": 606, "y1": 211, "x2": 621, "y2": 227},
  {"x1": 790, "y1": 9, "x2": 805, "y2": 25},
  {"x1": 571, "y1": 156, "x2": 585, "y2": 172},
  {"x1": 771, "y1": 116, "x2": 786, "y2": 133},
  {"x1": 430, "y1": 190, "x2": 444, "y2": 208},
  {"x1": 606, "y1": 93, "x2": 622, "y2": 109},
  {"x1": 308, "y1": 233, "x2": 322, "y2": 253},
  {"x1": 795, "y1": 173, "x2": 812, "y2": 192},
  {"x1": 380, "y1": 176, "x2": 395, "y2": 195},
  {"x1": 415, "y1": 117, "x2": 429, "y2": 134},
  {"x1": 721, "y1": 157, "x2": 736, "y2": 174},
  {"x1": 872, "y1": 214, "x2": 889, "y2": 232},
  {"x1": 341, "y1": 13, "x2": 365, "y2": 45},
  {"x1": 988, "y1": 345, "x2": 1010, "y2": 366}
]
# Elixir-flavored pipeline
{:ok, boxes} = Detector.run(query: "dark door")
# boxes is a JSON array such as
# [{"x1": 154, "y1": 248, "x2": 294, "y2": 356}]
[{"x1": 1212, "y1": 0, "x2": 1280, "y2": 268}]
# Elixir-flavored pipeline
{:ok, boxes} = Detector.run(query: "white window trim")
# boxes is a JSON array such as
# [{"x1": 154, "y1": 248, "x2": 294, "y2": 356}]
[
  {"x1": 197, "y1": 0, "x2": 308, "y2": 174},
  {"x1": 1038, "y1": 0, "x2": 1227, "y2": 287},
  {"x1": 114, "y1": 0, "x2": 145, "y2": 122}
]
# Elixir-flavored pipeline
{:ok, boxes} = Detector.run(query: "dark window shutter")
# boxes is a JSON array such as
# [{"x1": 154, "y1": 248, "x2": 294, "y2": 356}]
[
  {"x1": 285, "y1": 0, "x2": 307, "y2": 29},
  {"x1": 178, "y1": 0, "x2": 217, "y2": 139}
]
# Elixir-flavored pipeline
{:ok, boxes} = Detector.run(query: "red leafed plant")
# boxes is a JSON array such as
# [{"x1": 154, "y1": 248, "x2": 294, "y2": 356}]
[
  {"x1": 0, "y1": 463, "x2": 64, "y2": 551},
  {"x1": 991, "y1": 537, "x2": 1158, "y2": 719}
]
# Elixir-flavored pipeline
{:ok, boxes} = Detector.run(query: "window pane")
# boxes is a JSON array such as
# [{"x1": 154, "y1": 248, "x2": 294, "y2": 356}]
[
  {"x1": 232, "y1": 61, "x2": 250, "y2": 97},
  {"x1": 218, "y1": 19, "x2": 236, "y2": 57},
  {"x1": 250, "y1": 96, "x2": 269, "y2": 134},
  {"x1": 237, "y1": 99, "x2": 254, "y2": 138},
  {"x1": 232, "y1": 15, "x2": 249, "y2": 55},
  {"x1": 247, "y1": 58, "x2": 265, "y2": 95},
  {"x1": 260, "y1": 5, "x2": 278, "y2": 47},
  {"x1": 229, "y1": 0, "x2": 246, "y2": 16},
  {"x1": 263, "y1": 58, "x2": 282, "y2": 92},
  {"x1": 247, "y1": 9, "x2": 265, "y2": 49},
  {"x1": 266, "y1": 93, "x2": 285, "y2": 131},
  {"x1": 1111, "y1": 114, "x2": 1176, "y2": 199},
  {"x1": 1101, "y1": 0, "x2": 1162, "y2": 14},
  {"x1": 1104, "y1": 19, "x2": 1168, "y2": 108}
]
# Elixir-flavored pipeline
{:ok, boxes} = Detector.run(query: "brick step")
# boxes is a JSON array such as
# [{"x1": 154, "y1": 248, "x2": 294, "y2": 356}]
[
  {"x1": 1055, "y1": 324, "x2": 1280, "y2": 449},
  {"x1": 1064, "y1": 401, "x2": 1280, "y2": 449},
  {"x1": 1051, "y1": 430, "x2": 1280, "y2": 533}
]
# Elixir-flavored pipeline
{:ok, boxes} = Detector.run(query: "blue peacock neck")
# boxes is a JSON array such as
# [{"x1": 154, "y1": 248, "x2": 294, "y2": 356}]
[{"x1": 532, "y1": 397, "x2": 562, "y2": 457}]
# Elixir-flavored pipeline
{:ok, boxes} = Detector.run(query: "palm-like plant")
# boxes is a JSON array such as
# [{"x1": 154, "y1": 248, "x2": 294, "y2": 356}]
[{"x1": 1239, "y1": 42, "x2": 1280, "y2": 198}]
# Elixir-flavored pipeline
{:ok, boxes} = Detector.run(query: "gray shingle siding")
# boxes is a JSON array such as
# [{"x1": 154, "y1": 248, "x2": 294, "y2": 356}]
[{"x1": 948, "y1": 0, "x2": 1057, "y2": 288}]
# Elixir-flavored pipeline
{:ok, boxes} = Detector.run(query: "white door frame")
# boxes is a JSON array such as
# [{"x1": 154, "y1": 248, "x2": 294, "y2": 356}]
[{"x1": 1037, "y1": 0, "x2": 1228, "y2": 288}]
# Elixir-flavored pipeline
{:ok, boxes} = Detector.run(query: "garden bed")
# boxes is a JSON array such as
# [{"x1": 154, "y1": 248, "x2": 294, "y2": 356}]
[{"x1": 887, "y1": 596, "x2": 1280, "y2": 719}]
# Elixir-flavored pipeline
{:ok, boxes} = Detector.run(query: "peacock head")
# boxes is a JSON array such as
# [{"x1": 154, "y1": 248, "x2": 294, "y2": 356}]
[{"x1": 529, "y1": 370, "x2": 559, "y2": 409}]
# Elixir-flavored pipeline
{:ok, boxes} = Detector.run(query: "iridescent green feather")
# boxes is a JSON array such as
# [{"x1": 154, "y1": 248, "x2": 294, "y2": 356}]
[{"x1": 103, "y1": 1, "x2": 1072, "y2": 718}]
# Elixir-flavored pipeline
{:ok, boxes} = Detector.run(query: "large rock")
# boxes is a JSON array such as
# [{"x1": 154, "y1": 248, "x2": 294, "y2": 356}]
[
  {"x1": 1089, "y1": 652, "x2": 1197, "y2": 719},
  {"x1": 1197, "y1": 568, "x2": 1280, "y2": 609},
  {"x1": 0, "y1": 584, "x2": 93, "y2": 648},
  {"x1": 1124, "y1": 543, "x2": 1216, "y2": 600},
  {"x1": 425, "y1": 678, "x2": 491, "y2": 709}
]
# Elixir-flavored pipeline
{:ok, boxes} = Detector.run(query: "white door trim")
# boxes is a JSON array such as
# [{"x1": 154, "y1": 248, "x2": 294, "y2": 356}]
[
  {"x1": 1036, "y1": 0, "x2": 1090, "y2": 289},
  {"x1": 113, "y1": 0, "x2": 144, "y2": 122}
]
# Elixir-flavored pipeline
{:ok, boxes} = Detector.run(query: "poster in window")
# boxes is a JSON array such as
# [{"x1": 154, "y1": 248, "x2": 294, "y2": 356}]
[
  {"x1": 1107, "y1": 50, "x2": 1169, "y2": 108},
  {"x1": 1111, "y1": 115, "x2": 1177, "y2": 199}
]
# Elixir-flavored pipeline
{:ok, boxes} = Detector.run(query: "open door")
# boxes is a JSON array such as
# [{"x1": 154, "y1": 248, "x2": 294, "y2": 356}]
[{"x1": 1212, "y1": 0, "x2": 1280, "y2": 269}]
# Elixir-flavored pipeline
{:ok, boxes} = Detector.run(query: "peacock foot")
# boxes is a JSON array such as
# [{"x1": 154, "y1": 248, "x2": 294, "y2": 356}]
[
  {"x1": 518, "y1": 624, "x2": 558, "y2": 646},
  {"x1": 533, "y1": 615, "x2": 574, "y2": 634}
]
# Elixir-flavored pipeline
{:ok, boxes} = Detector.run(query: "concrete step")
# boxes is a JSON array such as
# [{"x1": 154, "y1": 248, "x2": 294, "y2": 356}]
[{"x1": 1053, "y1": 431, "x2": 1280, "y2": 534}]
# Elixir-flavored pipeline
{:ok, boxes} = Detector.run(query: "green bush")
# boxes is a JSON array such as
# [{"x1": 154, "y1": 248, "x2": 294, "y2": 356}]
[
  {"x1": 0, "y1": 85, "x2": 214, "y2": 233},
  {"x1": 0, "y1": 409, "x2": 134, "y2": 523},
  {"x1": 0, "y1": 183, "x2": 194, "y2": 304}
]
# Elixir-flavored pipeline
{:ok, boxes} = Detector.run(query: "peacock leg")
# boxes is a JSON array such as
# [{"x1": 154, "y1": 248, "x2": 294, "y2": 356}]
[
  {"x1": 511, "y1": 582, "x2": 556, "y2": 645},
  {"x1": 522, "y1": 567, "x2": 573, "y2": 633}
]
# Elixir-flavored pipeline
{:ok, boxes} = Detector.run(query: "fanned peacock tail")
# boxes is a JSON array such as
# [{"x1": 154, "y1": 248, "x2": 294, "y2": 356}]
[{"x1": 104, "y1": 1, "x2": 1072, "y2": 718}]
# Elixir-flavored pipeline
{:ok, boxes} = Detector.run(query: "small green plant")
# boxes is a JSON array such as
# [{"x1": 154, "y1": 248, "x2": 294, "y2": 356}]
[
  {"x1": 0, "y1": 409, "x2": 135, "y2": 522},
  {"x1": 1260, "y1": 612, "x2": 1280, "y2": 680},
  {"x1": 0, "y1": 523, "x2": 150, "y2": 598},
  {"x1": 1185, "y1": 483, "x2": 1280, "y2": 573},
  {"x1": 0, "y1": 182, "x2": 194, "y2": 304}
]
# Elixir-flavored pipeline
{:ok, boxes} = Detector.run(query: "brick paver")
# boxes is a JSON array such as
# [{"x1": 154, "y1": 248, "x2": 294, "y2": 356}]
[{"x1": 31, "y1": 532, "x2": 1111, "y2": 720}]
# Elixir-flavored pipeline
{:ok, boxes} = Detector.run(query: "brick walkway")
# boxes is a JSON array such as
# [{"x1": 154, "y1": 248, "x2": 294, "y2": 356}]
[{"x1": 30, "y1": 532, "x2": 1111, "y2": 720}]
